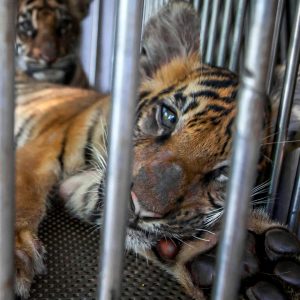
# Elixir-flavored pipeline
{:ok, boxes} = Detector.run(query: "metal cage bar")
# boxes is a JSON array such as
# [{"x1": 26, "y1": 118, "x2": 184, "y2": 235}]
[
  {"x1": 228, "y1": 0, "x2": 247, "y2": 72},
  {"x1": 273, "y1": 149, "x2": 300, "y2": 224},
  {"x1": 217, "y1": 0, "x2": 233, "y2": 67},
  {"x1": 0, "y1": 2, "x2": 16, "y2": 300},
  {"x1": 212, "y1": 1, "x2": 278, "y2": 299},
  {"x1": 279, "y1": 6, "x2": 288, "y2": 64},
  {"x1": 288, "y1": 156, "x2": 300, "y2": 231},
  {"x1": 266, "y1": 0, "x2": 285, "y2": 95},
  {"x1": 98, "y1": 1, "x2": 144, "y2": 300},
  {"x1": 193, "y1": 0, "x2": 200, "y2": 12},
  {"x1": 205, "y1": 0, "x2": 220, "y2": 64},
  {"x1": 199, "y1": 0, "x2": 210, "y2": 58},
  {"x1": 87, "y1": 0, "x2": 101, "y2": 87},
  {"x1": 267, "y1": 0, "x2": 300, "y2": 216}
]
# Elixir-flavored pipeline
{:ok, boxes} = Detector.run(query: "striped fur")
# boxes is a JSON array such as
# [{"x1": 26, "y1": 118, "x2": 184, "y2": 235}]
[
  {"x1": 16, "y1": 0, "x2": 92, "y2": 87},
  {"x1": 14, "y1": 2, "x2": 300, "y2": 299}
]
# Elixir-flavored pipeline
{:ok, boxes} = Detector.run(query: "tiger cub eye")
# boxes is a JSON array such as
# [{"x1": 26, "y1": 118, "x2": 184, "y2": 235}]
[{"x1": 161, "y1": 105, "x2": 177, "y2": 129}]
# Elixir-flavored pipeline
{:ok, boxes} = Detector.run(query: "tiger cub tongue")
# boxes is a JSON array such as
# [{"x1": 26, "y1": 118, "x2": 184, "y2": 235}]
[{"x1": 156, "y1": 238, "x2": 180, "y2": 260}]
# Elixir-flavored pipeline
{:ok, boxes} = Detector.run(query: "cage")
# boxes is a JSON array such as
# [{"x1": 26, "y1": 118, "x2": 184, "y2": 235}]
[{"x1": 0, "y1": 0, "x2": 300, "y2": 300}]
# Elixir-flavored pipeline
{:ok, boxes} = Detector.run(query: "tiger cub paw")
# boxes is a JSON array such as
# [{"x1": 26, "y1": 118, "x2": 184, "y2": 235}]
[
  {"x1": 15, "y1": 229, "x2": 46, "y2": 299},
  {"x1": 181, "y1": 227, "x2": 300, "y2": 299}
]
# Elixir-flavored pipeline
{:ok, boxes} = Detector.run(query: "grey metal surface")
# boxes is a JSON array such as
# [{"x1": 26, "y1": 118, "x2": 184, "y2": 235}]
[
  {"x1": 279, "y1": 7, "x2": 288, "y2": 64},
  {"x1": 205, "y1": 0, "x2": 220, "y2": 64},
  {"x1": 288, "y1": 155, "x2": 300, "y2": 231},
  {"x1": 211, "y1": 1, "x2": 278, "y2": 300},
  {"x1": 193, "y1": 0, "x2": 200, "y2": 12},
  {"x1": 98, "y1": 1, "x2": 144, "y2": 300},
  {"x1": 87, "y1": 0, "x2": 101, "y2": 87},
  {"x1": 0, "y1": 1, "x2": 16, "y2": 300},
  {"x1": 217, "y1": 0, "x2": 233, "y2": 67},
  {"x1": 28, "y1": 204, "x2": 191, "y2": 300},
  {"x1": 228, "y1": 0, "x2": 247, "y2": 72},
  {"x1": 80, "y1": 0, "x2": 117, "y2": 92},
  {"x1": 199, "y1": 0, "x2": 210, "y2": 58},
  {"x1": 267, "y1": 0, "x2": 300, "y2": 216},
  {"x1": 266, "y1": 0, "x2": 284, "y2": 95},
  {"x1": 274, "y1": 148, "x2": 300, "y2": 224}
]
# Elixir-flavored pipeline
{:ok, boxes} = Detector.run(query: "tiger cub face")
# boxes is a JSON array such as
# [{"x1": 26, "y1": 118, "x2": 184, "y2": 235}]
[
  {"x1": 126, "y1": 2, "x2": 271, "y2": 250},
  {"x1": 16, "y1": 0, "x2": 92, "y2": 84}
]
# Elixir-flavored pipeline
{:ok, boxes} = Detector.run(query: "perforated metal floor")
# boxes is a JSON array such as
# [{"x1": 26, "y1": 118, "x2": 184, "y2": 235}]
[{"x1": 28, "y1": 203, "x2": 191, "y2": 300}]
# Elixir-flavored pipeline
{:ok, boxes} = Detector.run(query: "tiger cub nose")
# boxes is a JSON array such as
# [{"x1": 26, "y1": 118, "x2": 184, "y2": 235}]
[
  {"x1": 41, "y1": 41, "x2": 57, "y2": 63},
  {"x1": 132, "y1": 160, "x2": 185, "y2": 216},
  {"x1": 131, "y1": 191, "x2": 163, "y2": 219}
]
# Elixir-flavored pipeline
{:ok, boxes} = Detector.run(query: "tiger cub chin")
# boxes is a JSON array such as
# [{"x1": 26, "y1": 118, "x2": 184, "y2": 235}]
[
  {"x1": 14, "y1": 1, "x2": 300, "y2": 299},
  {"x1": 15, "y1": 0, "x2": 92, "y2": 87}
]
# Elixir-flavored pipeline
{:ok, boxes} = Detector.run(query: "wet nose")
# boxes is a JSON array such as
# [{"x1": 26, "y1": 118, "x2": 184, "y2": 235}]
[
  {"x1": 132, "y1": 160, "x2": 185, "y2": 216},
  {"x1": 41, "y1": 41, "x2": 57, "y2": 63},
  {"x1": 131, "y1": 191, "x2": 162, "y2": 219}
]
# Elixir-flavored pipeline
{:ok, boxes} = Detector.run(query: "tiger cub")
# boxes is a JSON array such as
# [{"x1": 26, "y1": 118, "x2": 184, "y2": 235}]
[
  {"x1": 15, "y1": 0, "x2": 92, "y2": 87},
  {"x1": 14, "y1": 1, "x2": 300, "y2": 299}
]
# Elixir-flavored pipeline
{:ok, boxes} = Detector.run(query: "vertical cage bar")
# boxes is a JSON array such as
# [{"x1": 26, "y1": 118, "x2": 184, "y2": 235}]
[
  {"x1": 193, "y1": 0, "x2": 200, "y2": 12},
  {"x1": 266, "y1": 0, "x2": 284, "y2": 95},
  {"x1": 229, "y1": 0, "x2": 247, "y2": 72},
  {"x1": 87, "y1": 0, "x2": 101, "y2": 87},
  {"x1": 205, "y1": 0, "x2": 220, "y2": 64},
  {"x1": 0, "y1": 1, "x2": 16, "y2": 300},
  {"x1": 273, "y1": 149, "x2": 300, "y2": 223},
  {"x1": 267, "y1": 1, "x2": 300, "y2": 216},
  {"x1": 279, "y1": 6, "x2": 288, "y2": 64},
  {"x1": 217, "y1": 0, "x2": 233, "y2": 67},
  {"x1": 212, "y1": 1, "x2": 277, "y2": 300},
  {"x1": 199, "y1": 0, "x2": 210, "y2": 57},
  {"x1": 98, "y1": 1, "x2": 143, "y2": 300},
  {"x1": 100, "y1": 0, "x2": 118, "y2": 93},
  {"x1": 287, "y1": 156, "x2": 300, "y2": 231}
]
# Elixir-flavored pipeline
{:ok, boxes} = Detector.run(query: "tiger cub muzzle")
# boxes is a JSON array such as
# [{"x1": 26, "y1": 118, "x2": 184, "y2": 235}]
[{"x1": 132, "y1": 157, "x2": 187, "y2": 217}]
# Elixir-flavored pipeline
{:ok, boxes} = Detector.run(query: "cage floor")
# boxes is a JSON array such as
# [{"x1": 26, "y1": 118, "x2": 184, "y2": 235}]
[{"x1": 26, "y1": 203, "x2": 191, "y2": 300}]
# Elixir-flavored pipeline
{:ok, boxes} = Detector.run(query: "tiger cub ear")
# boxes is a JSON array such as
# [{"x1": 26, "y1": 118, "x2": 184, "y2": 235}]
[
  {"x1": 140, "y1": 1, "x2": 200, "y2": 79},
  {"x1": 67, "y1": 0, "x2": 93, "y2": 20}
]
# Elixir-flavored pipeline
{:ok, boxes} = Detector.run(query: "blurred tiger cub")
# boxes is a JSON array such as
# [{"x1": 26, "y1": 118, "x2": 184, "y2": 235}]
[{"x1": 15, "y1": 0, "x2": 92, "y2": 87}]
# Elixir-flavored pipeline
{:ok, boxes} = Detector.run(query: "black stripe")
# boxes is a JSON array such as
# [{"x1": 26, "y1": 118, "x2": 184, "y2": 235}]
[
  {"x1": 206, "y1": 105, "x2": 233, "y2": 117},
  {"x1": 200, "y1": 79, "x2": 238, "y2": 88},
  {"x1": 83, "y1": 107, "x2": 103, "y2": 166},
  {"x1": 206, "y1": 104, "x2": 226, "y2": 112},
  {"x1": 189, "y1": 90, "x2": 220, "y2": 100},
  {"x1": 182, "y1": 100, "x2": 198, "y2": 114},
  {"x1": 84, "y1": 123, "x2": 97, "y2": 165},
  {"x1": 209, "y1": 117, "x2": 221, "y2": 125},
  {"x1": 220, "y1": 118, "x2": 234, "y2": 155},
  {"x1": 155, "y1": 133, "x2": 171, "y2": 144},
  {"x1": 156, "y1": 85, "x2": 175, "y2": 98},
  {"x1": 176, "y1": 85, "x2": 187, "y2": 93},
  {"x1": 207, "y1": 192, "x2": 222, "y2": 209},
  {"x1": 226, "y1": 117, "x2": 234, "y2": 136},
  {"x1": 173, "y1": 92, "x2": 186, "y2": 109},
  {"x1": 139, "y1": 90, "x2": 151, "y2": 99},
  {"x1": 57, "y1": 131, "x2": 68, "y2": 172}
]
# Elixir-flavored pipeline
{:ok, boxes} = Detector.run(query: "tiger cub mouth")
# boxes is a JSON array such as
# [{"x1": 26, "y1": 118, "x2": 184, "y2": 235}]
[{"x1": 27, "y1": 62, "x2": 76, "y2": 84}]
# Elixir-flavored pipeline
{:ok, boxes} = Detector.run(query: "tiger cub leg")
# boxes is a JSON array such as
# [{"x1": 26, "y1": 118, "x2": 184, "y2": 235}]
[
  {"x1": 141, "y1": 211, "x2": 300, "y2": 300},
  {"x1": 15, "y1": 146, "x2": 61, "y2": 298}
]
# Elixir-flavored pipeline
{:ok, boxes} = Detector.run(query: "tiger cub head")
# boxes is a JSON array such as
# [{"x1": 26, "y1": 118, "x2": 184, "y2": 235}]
[
  {"x1": 128, "y1": 2, "x2": 271, "y2": 249},
  {"x1": 16, "y1": 0, "x2": 92, "y2": 84}
]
